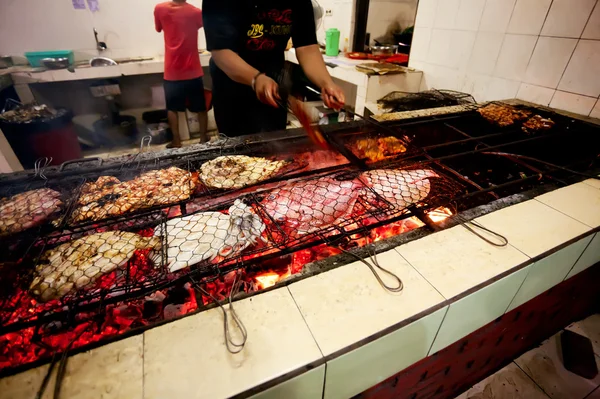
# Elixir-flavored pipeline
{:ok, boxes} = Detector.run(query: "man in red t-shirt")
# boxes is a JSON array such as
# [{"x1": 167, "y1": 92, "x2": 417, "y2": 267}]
[{"x1": 155, "y1": 0, "x2": 207, "y2": 147}]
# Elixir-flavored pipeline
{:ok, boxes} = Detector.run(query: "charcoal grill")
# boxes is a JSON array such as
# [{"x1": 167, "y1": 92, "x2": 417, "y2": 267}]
[{"x1": 1, "y1": 101, "x2": 599, "y2": 377}]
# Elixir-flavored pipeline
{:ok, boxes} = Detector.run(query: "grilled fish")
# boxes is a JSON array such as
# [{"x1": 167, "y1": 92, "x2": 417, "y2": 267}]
[
  {"x1": 30, "y1": 231, "x2": 162, "y2": 302},
  {"x1": 200, "y1": 155, "x2": 289, "y2": 190},
  {"x1": 155, "y1": 200, "x2": 266, "y2": 272},
  {"x1": 70, "y1": 167, "x2": 197, "y2": 223},
  {"x1": 261, "y1": 176, "x2": 362, "y2": 235},
  {"x1": 361, "y1": 169, "x2": 439, "y2": 209},
  {"x1": 0, "y1": 188, "x2": 62, "y2": 236}
]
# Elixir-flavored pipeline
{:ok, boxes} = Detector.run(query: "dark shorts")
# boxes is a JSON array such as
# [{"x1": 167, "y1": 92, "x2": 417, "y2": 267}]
[{"x1": 164, "y1": 77, "x2": 206, "y2": 112}]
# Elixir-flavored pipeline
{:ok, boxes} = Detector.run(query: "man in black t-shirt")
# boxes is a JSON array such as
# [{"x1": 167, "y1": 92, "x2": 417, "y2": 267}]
[{"x1": 203, "y1": 0, "x2": 345, "y2": 135}]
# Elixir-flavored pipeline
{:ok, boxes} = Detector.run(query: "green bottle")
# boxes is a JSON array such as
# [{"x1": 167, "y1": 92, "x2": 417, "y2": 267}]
[{"x1": 325, "y1": 28, "x2": 340, "y2": 56}]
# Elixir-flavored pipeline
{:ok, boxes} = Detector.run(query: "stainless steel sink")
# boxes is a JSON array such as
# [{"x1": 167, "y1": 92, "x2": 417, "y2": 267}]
[{"x1": 89, "y1": 57, "x2": 117, "y2": 67}]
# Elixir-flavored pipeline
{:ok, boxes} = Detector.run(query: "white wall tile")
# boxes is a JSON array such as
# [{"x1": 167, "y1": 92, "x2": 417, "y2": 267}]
[
  {"x1": 451, "y1": 30, "x2": 478, "y2": 70},
  {"x1": 541, "y1": 0, "x2": 597, "y2": 38},
  {"x1": 427, "y1": 29, "x2": 453, "y2": 65},
  {"x1": 582, "y1": 3, "x2": 600, "y2": 39},
  {"x1": 508, "y1": 0, "x2": 552, "y2": 35},
  {"x1": 558, "y1": 40, "x2": 600, "y2": 97},
  {"x1": 410, "y1": 27, "x2": 432, "y2": 61},
  {"x1": 591, "y1": 99, "x2": 600, "y2": 118},
  {"x1": 479, "y1": 0, "x2": 517, "y2": 33},
  {"x1": 524, "y1": 37, "x2": 577, "y2": 88},
  {"x1": 493, "y1": 34, "x2": 537, "y2": 81},
  {"x1": 323, "y1": 308, "x2": 447, "y2": 399},
  {"x1": 516, "y1": 83, "x2": 556, "y2": 106},
  {"x1": 429, "y1": 267, "x2": 529, "y2": 354},
  {"x1": 434, "y1": 0, "x2": 460, "y2": 29},
  {"x1": 461, "y1": 73, "x2": 492, "y2": 102},
  {"x1": 467, "y1": 32, "x2": 505, "y2": 74},
  {"x1": 484, "y1": 77, "x2": 522, "y2": 101},
  {"x1": 550, "y1": 90, "x2": 597, "y2": 116},
  {"x1": 455, "y1": 0, "x2": 486, "y2": 31},
  {"x1": 414, "y1": 0, "x2": 439, "y2": 28}
]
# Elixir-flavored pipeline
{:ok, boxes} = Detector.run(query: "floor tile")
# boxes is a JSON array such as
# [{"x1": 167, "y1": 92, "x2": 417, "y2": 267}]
[
  {"x1": 143, "y1": 288, "x2": 322, "y2": 399},
  {"x1": 566, "y1": 233, "x2": 600, "y2": 279},
  {"x1": 515, "y1": 333, "x2": 600, "y2": 399},
  {"x1": 474, "y1": 200, "x2": 591, "y2": 258},
  {"x1": 249, "y1": 365, "x2": 325, "y2": 399},
  {"x1": 396, "y1": 224, "x2": 529, "y2": 299},
  {"x1": 429, "y1": 267, "x2": 529, "y2": 354},
  {"x1": 536, "y1": 183, "x2": 600, "y2": 228},
  {"x1": 323, "y1": 307, "x2": 447, "y2": 399},
  {"x1": 507, "y1": 236, "x2": 593, "y2": 311},
  {"x1": 455, "y1": 362, "x2": 549, "y2": 399},
  {"x1": 0, "y1": 335, "x2": 143, "y2": 399},
  {"x1": 566, "y1": 314, "x2": 600, "y2": 356},
  {"x1": 288, "y1": 250, "x2": 445, "y2": 356}
]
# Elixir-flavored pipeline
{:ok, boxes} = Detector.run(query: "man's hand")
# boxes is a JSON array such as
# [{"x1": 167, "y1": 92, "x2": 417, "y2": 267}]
[
  {"x1": 254, "y1": 74, "x2": 281, "y2": 108},
  {"x1": 321, "y1": 83, "x2": 345, "y2": 110}
]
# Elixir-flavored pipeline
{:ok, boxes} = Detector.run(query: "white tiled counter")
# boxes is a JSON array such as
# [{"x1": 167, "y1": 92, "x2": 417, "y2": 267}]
[{"x1": 1, "y1": 181, "x2": 599, "y2": 398}]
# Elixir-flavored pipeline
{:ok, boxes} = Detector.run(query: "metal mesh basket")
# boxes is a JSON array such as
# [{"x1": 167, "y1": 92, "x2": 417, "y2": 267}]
[{"x1": 378, "y1": 89, "x2": 476, "y2": 113}]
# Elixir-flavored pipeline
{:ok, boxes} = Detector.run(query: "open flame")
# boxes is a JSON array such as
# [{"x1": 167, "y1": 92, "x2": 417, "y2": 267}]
[
  {"x1": 427, "y1": 207, "x2": 453, "y2": 223},
  {"x1": 254, "y1": 267, "x2": 292, "y2": 290}
]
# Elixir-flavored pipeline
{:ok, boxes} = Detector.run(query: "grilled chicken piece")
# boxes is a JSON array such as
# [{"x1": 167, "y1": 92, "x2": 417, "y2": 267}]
[
  {"x1": 261, "y1": 176, "x2": 363, "y2": 235},
  {"x1": 0, "y1": 188, "x2": 62, "y2": 236},
  {"x1": 70, "y1": 167, "x2": 197, "y2": 223},
  {"x1": 155, "y1": 200, "x2": 265, "y2": 272},
  {"x1": 200, "y1": 155, "x2": 289, "y2": 190},
  {"x1": 361, "y1": 169, "x2": 439, "y2": 209},
  {"x1": 30, "y1": 231, "x2": 162, "y2": 302}
]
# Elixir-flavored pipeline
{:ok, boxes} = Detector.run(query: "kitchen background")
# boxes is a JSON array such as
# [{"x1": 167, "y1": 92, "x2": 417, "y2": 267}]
[{"x1": 1, "y1": 0, "x2": 600, "y2": 174}]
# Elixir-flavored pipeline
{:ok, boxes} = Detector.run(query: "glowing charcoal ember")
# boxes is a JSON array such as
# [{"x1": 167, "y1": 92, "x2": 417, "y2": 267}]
[
  {"x1": 0, "y1": 188, "x2": 62, "y2": 236},
  {"x1": 361, "y1": 169, "x2": 439, "y2": 209},
  {"x1": 70, "y1": 167, "x2": 198, "y2": 224},
  {"x1": 155, "y1": 199, "x2": 266, "y2": 272},
  {"x1": 261, "y1": 176, "x2": 363, "y2": 235},
  {"x1": 29, "y1": 231, "x2": 162, "y2": 302},
  {"x1": 200, "y1": 155, "x2": 290, "y2": 189}
]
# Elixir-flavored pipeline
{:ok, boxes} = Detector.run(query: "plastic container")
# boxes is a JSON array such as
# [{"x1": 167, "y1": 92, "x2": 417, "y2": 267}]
[
  {"x1": 325, "y1": 28, "x2": 340, "y2": 56},
  {"x1": 25, "y1": 51, "x2": 74, "y2": 67}
]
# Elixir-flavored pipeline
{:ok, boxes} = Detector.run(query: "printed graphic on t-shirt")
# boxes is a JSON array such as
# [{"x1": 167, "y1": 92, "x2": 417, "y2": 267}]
[{"x1": 246, "y1": 9, "x2": 292, "y2": 51}]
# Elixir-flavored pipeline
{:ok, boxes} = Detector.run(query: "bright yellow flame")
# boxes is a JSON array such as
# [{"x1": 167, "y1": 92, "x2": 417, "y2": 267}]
[
  {"x1": 427, "y1": 207, "x2": 453, "y2": 223},
  {"x1": 255, "y1": 268, "x2": 292, "y2": 290}
]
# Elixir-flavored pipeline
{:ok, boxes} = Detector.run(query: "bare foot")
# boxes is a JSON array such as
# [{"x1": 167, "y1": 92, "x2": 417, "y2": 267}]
[{"x1": 167, "y1": 141, "x2": 182, "y2": 149}]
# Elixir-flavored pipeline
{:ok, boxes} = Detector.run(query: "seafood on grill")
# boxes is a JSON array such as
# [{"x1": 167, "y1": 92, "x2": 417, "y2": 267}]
[
  {"x1": 29, "y1": 231, "x2": 162, "y2": 302},
  {"x1": 0, "y1": 188, "x2": 63, "y2": 236},
  {"x1": 350, "y1": 136, "x2": 407, "y2": 162},
  {"x1": 361, "y1": 169, "x2": 440, "y2": 209},
  {"x1": 522, "y1": 115, "x2": 555, "y2": 133},
  {"x1": 70, "y1": 167, "x2": 198, "y2": 223},
  {"x1": 200, "y1": 155, "x2": 289, "y2": 189},
  {"x1": 477, "y1": 104, "x2": 531, "y2": 127},
  {"x1": 261, "y1": 176, "x2": 363, "y2": 235},
  {"x1": 155, "y1": 199, "x2": 266, "y2": 272}
]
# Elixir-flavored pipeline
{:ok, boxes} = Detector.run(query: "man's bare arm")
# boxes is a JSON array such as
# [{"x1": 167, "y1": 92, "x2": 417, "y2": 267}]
[
  {"x1": 211, "y1": 49, "x2": 259, "y2": 86},
  {"x1": 295, "y1": 44, "x2": 345, "y2": 109},
  {"x1": 211, "y1": 49, "x2": 281, "y2": 107}
]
